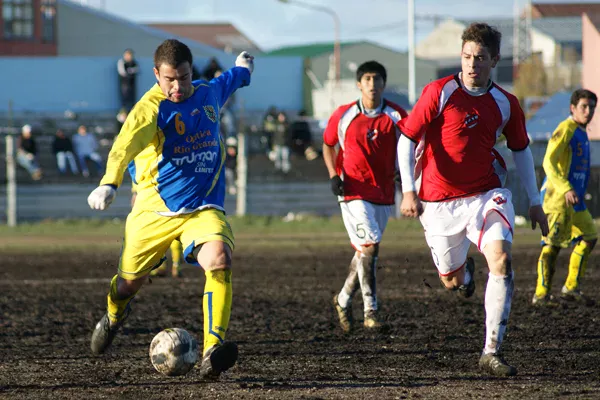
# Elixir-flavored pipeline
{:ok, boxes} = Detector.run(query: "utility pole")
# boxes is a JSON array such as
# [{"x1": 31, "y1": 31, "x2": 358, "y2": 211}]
[{"x1": 408, "y1": 0, "x2": 416, "y2": 106}]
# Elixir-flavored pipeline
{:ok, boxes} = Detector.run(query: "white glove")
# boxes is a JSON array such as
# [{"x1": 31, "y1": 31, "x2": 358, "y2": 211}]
[
  {"x1": 87, "y1": 185, "x2": 117, "y2": 211},
  {"x1": 235, "y1": 51, "x2": 254, "y2": 74}
]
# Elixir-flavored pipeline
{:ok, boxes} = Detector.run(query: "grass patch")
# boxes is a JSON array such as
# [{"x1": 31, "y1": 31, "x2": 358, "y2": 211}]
[{"x1": 0, "y1": 216, "x2": 544, "y2": 253}]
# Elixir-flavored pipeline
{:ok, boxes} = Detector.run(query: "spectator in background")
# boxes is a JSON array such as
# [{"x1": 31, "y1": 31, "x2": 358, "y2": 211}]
[
  {"x1": 52, "y1": 129, "x2": 79, "y2": 175},
  {"x1": 73, "y1": 125, "x2": 103, "y2": 178},
  {"x1": 16, "y1": 124, "x2": 42, "y2": 181},
  {"x1": 272, "y1": 111, "x2": 292, "y2": 174},
  {"x1": 263, "y1": 106, "x2": 278, "y2": 157},
  {"x1": 225, "y1": 137, "x2": 238, "y2": 195},
  {"x1": 117, "y1": 48, "x2": 139, "y2": 112},
  {"x1": 290, "y1": 110, "x2": 319, "y2": 161},
  {"x1": 192, "y1": 63, "x2": 202, "y2": 81},
  {"x1": 201, "y1": 57, "x2": 223, "y2": 80}
]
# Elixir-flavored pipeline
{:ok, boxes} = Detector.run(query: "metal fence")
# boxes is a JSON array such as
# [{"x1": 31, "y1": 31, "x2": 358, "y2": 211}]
[{"x1": 3, "y1": 132, "x2": 600, "y2": 224}]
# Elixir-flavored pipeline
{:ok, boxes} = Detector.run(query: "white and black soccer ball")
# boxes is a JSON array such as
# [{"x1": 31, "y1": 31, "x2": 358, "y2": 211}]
[{"x1": 149, "y1": 328, "x2": 199, "y2": 376}]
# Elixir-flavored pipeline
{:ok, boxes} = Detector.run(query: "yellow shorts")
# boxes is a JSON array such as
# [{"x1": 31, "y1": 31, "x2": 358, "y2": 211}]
[
  {"x1": 118, "y1": 208, "x2": 234, "y2": 280},
  {"x1": 542, "y1": 208, "x2": 597, "y2": 248}
]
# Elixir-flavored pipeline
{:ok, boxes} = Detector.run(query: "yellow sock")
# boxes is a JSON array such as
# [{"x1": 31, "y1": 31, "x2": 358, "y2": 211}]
[
  {"x1": 565, "y1": 241, "x2": 592, "y2": 291},
  {"x1": 170, "y1": 240, "x2": 183, "y2": 267},
  {"x1": 107, "y1": 275, "x2": 136, "y2": 324},
  {"x1": 535, "y1": 245, "x2": 559, "y2": 298},
  {"x1": 203, "y1": 269, "x2": 232, "y2": 354}
]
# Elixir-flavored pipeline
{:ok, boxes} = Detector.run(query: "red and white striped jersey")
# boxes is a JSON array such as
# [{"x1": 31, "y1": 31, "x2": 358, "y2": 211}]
[
  {"x1": 323, "y1": 99, "x2": 408, "y2": 205},
  {"x1": 398, "y1": 74, "x2": 529, "y2": 202}
]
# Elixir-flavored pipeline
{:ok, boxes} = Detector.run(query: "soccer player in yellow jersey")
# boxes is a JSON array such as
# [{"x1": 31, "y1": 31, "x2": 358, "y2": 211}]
[
  {"x1": 87, "y1": 39, "x2": 253, "y2": 380},
  {"x1": 533, "y1": 89, "x2": 597, "y2": 306}
]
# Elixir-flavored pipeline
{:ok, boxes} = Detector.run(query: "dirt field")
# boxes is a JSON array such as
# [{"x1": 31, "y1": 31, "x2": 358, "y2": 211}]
[{"x1": 1, "y1": 224, "x2": 600, "y2": 399}]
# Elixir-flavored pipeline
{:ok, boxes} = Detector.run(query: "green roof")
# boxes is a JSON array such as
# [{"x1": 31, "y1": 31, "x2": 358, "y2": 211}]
[{"x1": 264, "y1": 41, "x2": 365, "y2": 57}]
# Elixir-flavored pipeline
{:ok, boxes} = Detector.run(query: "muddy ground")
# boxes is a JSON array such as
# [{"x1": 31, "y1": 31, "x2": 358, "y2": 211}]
[{"x1": 1, "y1": 242, "x2": 600, "y2": 399}]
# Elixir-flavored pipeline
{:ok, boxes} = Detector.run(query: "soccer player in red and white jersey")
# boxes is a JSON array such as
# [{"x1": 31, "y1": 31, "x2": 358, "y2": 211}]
[
  {"x1": 397, "y1": 23, "x2": 549, "y2": 376},
  {"x1": 323, "y1": 61, "x2": 407, "y2": 333}
]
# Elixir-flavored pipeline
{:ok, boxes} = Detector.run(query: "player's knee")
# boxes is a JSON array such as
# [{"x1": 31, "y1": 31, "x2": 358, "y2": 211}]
[
  {"x1": 360, "y1": 243, "x2": 379, "y2": 258},
  {"x1": 489, "y1": 252, "x2": 512, "y2": 276},
  {"x1": 439, "y1": 271, "x2": 460, "y2": 291},
  {"x1": 117, "y1": 276, "x2": 145, "y2": 297},
  {"x1": 585, "y1": 239, "x2": 597, "y2": 250},
  {"x1": 542, "y1": 244, "x2": 560, "y2": 256},
  {"x1": 202, "y1": 249, "x2": 232, "y2": 271}
]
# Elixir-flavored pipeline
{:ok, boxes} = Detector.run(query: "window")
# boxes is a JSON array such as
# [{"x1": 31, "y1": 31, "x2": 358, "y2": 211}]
[
  {"x1": 41, "y1": 0, "x2": 56, "y2": 42},
  {"x1": 2, "y1": 0, "x2": 35, "y2": 39}
]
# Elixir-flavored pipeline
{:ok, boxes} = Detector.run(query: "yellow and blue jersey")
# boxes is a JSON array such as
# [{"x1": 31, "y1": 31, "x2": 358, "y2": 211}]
[
  {"x1": 100, "y1": 67, "x2": 250, "y2": 215},
  {"x1": 540, "y1": 117, "x2": 590, "y2": 213}
]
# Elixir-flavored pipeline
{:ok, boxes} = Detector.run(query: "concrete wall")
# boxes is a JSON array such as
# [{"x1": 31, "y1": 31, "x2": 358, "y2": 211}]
[
  {"x1": 531, "y1": 30, "x2": 558, "y2": 66},
  {"x1": 0, "y1": 56, "x2": 304, "y2": 114},
  {"x1": 416, "y1": 19, "x2": 465, "y2": 60}
]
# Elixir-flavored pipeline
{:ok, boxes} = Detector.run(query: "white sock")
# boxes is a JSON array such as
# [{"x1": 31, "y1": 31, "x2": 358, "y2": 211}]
[
  {"x1": 337, "y1": 254, "x2": 360, "y2": 309},
  {"x1": 483, "y1": 271, "x2": 514, "y2": 355},
  {"x1": 358, "y1": 254, "x2": 378, "y2": 312},
  {"x1": 337, "y1": 289, "x2": 351, "y2": 309}
]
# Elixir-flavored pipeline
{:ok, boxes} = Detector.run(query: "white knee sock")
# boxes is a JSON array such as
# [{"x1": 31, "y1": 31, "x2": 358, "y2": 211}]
[
  {"x1": 338, "y1": 254, "x2": 360, "y2": 309},
  {"x1": 483, "y1": 271, "x2": 514, "y2": 355},
  {"x1": 358, "y1": 254, "x2": 378, "y2": 312}
]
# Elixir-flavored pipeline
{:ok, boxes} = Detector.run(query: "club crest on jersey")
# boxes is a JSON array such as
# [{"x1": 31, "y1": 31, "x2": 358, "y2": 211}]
[
  {"x1": 367, "y1": 129, "x2": 379, "y2": 141},
  {"x1": 203, "y1": 105, "x2": 217, "y2": 123},
  {"x1": 493, "y1": 195, "x2": 507, "y2": 205},
  {"x1": 464, "y1": 112, "x2": 479, "y2": 128}
]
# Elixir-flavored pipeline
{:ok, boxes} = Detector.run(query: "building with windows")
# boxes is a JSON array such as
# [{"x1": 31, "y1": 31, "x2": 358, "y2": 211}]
[{"x1": 0, "y1": 0, "x2": 57, "y2": 55}]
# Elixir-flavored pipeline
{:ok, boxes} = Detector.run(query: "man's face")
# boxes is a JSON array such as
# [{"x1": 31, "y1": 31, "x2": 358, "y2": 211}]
[
  {"x1": 571, "y1": 98, "x2": 597, "y2": 127},
  {"x1": 124, "y1": 51, "x2": 133, "y2": 62},
  {"x1": 461, "y1": 41, "x2": 498, "y2": 88},
  {"x1": 357, "y1": 72, "x2": 385, "y2": 103},
  {"x1": 154, "y1": 62, "x2": 193, "y2": 103}
]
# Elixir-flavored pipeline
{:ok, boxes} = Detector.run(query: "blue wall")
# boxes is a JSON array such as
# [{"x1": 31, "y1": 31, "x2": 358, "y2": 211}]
[{"x1": 0, "y1": 56, "x2": 304, "y2": 113}]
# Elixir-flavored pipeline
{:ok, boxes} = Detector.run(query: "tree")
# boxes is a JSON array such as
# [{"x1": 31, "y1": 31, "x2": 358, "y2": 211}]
[{"x1": 513, "y1": 52, "x2": 547, "y2": 102}]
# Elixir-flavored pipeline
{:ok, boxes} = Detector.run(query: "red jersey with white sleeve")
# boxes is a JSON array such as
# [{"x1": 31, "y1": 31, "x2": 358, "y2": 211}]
[
  {"x1": 323, "y1": 99, "x2": 408, "y2": 204},
  {"x1": 398, "y1": 74, "x2": 529, "y2": 202}
]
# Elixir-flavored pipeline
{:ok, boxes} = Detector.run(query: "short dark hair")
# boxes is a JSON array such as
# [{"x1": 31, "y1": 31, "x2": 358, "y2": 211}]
[
  {"x1": 571, "y1": 89, "x2": 597, "y2": 107},
  {"x1": 356, "y1": 61, "x2": 387, "y2": 84},
  {"x1": 461, "y1": 23, "x2": 502, "y2": 58},
  {"x1": 154, "y1": 39, "x2": 193, "y2": 70}
]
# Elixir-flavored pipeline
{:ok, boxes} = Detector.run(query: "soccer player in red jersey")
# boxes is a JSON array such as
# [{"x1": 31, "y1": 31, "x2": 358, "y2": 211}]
[
  {"x1": 397, "y1": 23, "x2": 549, "y2": 376},
  {"x1": 323, "y1": 61, "x2": 408, "y2": 333}
]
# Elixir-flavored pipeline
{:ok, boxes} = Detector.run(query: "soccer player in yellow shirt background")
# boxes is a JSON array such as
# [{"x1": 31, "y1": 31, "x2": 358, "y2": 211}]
[{"x1": 533, "y1": 89, "x2": 597, "y2": 306}]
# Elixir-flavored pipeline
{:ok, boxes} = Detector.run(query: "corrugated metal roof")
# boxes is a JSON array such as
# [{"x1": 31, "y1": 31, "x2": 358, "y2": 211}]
[
  {"x1": 146, "y1": 23, "x2": 262, "y2": 53},
  {"x1": 532, "y1": 16, "x2": 582, "y2": 42},
  {"x1": 57, "y1": 0, "x2": 226, "y2": 57},
  {"x1": 264, "y1": 41, "x2": 365, "y2": 57},
  {"x1": 527, "y1": 91, "x2": 571, "y2": 140},
  {"x1": 457, "y1": 16, "x2": 582, "y2": 53},
  {"x1": 532, "y1": 2, "x2": 600, "y2": 18}
]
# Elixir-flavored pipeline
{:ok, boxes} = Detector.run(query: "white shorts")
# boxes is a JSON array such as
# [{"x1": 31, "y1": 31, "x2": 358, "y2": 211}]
[
  {"x1": 420, "y1": 188, "x2": 514, "y2": 276},
  {"x1": 340, "y1": 200, "x2": 393, "y2": 250}
]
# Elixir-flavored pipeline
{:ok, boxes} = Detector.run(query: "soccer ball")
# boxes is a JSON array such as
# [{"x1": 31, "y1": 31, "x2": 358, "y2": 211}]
[{"x1": 149, "y1": 328, "x2": 199, "y2": 376}]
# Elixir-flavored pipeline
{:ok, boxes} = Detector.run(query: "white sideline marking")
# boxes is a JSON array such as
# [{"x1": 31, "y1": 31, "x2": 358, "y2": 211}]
[{"x1": 0, "y1": 277, "x2": 205, "y2": 286}]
